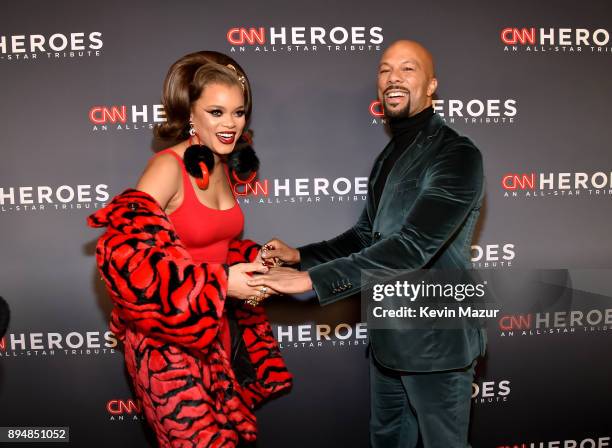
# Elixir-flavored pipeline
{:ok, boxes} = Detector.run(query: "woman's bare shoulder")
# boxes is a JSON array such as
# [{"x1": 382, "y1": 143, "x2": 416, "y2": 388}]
[{"x1": 136, "y1": 145, "x2": 185, "y2": 209}]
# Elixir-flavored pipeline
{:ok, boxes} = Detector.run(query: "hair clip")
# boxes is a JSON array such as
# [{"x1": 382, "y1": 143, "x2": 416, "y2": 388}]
[{"x1": 226, "y1": 64, "x2": 246, "y2": 90}]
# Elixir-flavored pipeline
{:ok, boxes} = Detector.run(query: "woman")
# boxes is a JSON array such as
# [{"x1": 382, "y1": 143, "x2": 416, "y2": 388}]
[{"x1": 87, "y1": 51, "x2": 292, "y2": 447}]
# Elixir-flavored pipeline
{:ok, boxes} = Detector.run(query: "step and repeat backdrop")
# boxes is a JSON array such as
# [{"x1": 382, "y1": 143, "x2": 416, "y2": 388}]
[{"x1": 1, "y1": 0, "x2": 611, "y2": 446}]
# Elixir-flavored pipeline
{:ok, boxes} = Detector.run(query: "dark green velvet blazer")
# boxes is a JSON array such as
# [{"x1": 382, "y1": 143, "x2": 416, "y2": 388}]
[{"x1": 299, "y1": 113, "x2": 486, "y2": 372}]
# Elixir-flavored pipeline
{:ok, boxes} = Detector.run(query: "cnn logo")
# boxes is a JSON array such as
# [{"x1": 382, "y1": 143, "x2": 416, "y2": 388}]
[
  {"x1": 501, "y1": 28, "x2": 536, "y2": 45},
  {"x1": 502, "y1": 173, "x2": 535, "y2": 190},
  {"x1": 499, "y1": 314, "x2": 532, "y2": 331},
  {"x1": 107, "y1": 399, "x2": 141, "y2": 415},
  {"x1": 227, "y1": 28, "x2": 266, "y2": 45}
]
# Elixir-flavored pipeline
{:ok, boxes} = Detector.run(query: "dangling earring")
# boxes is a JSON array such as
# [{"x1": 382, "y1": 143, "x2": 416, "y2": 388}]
[
  {"x1": 195, "y1": 161, "x2": 210, "y2": 189},
  {"x1": 184, "y1": 124, "x2": 214, "y2": 190}
]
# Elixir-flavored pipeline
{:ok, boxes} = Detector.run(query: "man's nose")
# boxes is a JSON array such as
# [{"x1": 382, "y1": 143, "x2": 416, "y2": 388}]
[{"x1": 387, "y1": 67, "x2": 403, "y2": 84}]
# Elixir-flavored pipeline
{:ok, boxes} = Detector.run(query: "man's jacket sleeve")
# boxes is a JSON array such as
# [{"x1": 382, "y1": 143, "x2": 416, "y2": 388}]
[
  {"x1": 307, "y1": 142, "x2": 483, "y2": 305},
  {"x1": 298, "y1": 206, "x2": 373, "y2": 269}
]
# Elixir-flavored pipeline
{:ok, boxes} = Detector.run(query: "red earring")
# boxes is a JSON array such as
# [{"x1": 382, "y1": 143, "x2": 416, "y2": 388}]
[{"x1": 195, "y1": 161, "x2": 210, "y2": 190}]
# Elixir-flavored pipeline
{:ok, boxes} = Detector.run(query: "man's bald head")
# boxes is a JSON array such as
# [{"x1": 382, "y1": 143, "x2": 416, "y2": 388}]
[
  {"x1": 377, "y1": 40, "x2": 438, "y2": 118},
  {"x1": 381, "y1": 40, "x2": 435, "y2": 78}
]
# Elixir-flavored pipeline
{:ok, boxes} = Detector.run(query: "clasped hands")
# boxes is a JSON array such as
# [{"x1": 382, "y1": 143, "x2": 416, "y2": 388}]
[{"x1": 227, "y1": 239, "x2": 313, "y2": 307}]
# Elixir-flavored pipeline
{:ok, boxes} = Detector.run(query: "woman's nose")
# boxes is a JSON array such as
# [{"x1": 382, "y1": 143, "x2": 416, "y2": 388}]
[{"x1": 222, "y1": 116, "x2": 237, "y2": 129}]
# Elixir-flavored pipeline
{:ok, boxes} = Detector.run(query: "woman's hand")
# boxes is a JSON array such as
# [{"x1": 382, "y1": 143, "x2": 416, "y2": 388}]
[
  {"x1": 228, "y1": 262, "x2": 276, "y2": 303},
  {"x1": 253, "y1": 248, "x2": 266, "y2": 266}
]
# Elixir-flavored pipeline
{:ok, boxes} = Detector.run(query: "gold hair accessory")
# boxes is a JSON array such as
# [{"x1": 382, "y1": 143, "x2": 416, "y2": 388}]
[{"x1": 226, "y1": 64, "x2": 246, "y2": 90}]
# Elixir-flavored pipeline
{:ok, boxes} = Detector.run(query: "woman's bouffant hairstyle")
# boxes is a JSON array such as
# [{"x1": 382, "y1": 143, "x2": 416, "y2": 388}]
[{"x1": 155, "y1": 51, "x2": 252, "y2": 141}]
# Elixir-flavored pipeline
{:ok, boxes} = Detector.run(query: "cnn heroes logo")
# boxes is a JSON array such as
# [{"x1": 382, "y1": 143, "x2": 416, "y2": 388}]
[
  {"x1": 501, "y1": 27, "x2": 612, "y2": 54},
  {"x1": 275, "y1": 322, "x2": 367, "y2": 350},
  {"x1": 89, "y1": 104, "x2": 165, "y2": 131},
  {"x1": 107, "y1": 398, "x2": 143, "y2": 422},
  {"x1": 0, "y1": 184, "x2": 109, "y2": 213},
  {"x1": 502, "y1": 172, "x2": 612, "y2": 198},
  {"x1": 472, "y1": 379, "x2": 511, "y2": 405},
  {"x1": 236, "y1": 176, "x2": 368, "y2": 206},
  {"x1": 471, "y1": 243, "x2": 516, "y2": 269},
  {"x1": 0, "y1": 32, "x2": 103, "y2": 61},
  {"x1": 499, "y1": 308, "x2": 612, "y2": 337},
  {"x1": 497, "y1": 435, "x2": 611, "y2": 448},
  {"x1": 0, "y1": 330, "x2": 118, "y2": 358},
  {"x1": 227, "y1": 26, "x2": 383, "y2": 53},
  {"x1": 369, "y1": 99, "x2": 518, "y2": 125}
]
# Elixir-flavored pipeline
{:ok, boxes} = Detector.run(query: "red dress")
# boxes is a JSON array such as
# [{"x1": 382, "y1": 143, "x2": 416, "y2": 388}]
[
  {"x1": 158, "y1": 148, "x2": 243, "y2": 356},
  {"x1": 87, "y1": 151, "x2": 292, "y2": 448}
]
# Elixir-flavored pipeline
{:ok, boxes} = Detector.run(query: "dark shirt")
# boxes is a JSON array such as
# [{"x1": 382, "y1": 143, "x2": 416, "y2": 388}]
[{"x1": 373, "y1": 106, "x2": 434, "y2": 205}]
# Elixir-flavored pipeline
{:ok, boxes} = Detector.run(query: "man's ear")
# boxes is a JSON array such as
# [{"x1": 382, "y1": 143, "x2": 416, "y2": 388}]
[{"x1": 427, "y1": 77, "x2": 438, "y2": 97}]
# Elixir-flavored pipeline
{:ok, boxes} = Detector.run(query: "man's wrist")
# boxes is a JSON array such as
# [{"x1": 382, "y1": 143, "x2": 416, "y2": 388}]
[{"x1": 302, "y1": 271, "x2": 313, "y2": 290}]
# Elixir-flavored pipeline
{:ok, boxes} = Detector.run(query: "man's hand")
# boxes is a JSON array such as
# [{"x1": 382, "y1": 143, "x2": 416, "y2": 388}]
[
  {"x1": 261, "y1": 238, "x2": 300, "y2": 266},
  {"x1": 247, "y1": 267, "x2": 313, "y2": 295}
]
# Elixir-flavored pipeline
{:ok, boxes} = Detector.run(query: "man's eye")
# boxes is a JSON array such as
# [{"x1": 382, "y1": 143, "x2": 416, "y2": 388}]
[
  {"x1": 402, "y1": 67, "x2": 414, "y2": 71},
  {"x1": 379, "y1": 69, "x2": 389, "y2": 74}
]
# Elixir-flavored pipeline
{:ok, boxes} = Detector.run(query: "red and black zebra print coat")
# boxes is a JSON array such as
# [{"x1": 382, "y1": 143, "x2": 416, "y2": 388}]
[{"x1": 87, "y1": 189, "x2": 292, "y2": 447}]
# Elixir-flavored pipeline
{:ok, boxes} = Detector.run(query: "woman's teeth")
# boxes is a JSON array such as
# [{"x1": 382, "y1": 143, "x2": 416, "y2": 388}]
[{"x1": 216, "y1": 132, "x2": 235, "y2": 144}]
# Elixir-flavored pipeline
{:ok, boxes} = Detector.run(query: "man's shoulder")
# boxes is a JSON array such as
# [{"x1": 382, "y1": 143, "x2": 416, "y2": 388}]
[{"x1": 435, "y1": 123, "x2": 482, "y2": 159}]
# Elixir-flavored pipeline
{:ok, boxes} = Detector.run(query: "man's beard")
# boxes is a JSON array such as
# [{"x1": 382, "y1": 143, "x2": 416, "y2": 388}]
[{"x1": 383, "y1": 97, "x2": 411, "y2": 119}]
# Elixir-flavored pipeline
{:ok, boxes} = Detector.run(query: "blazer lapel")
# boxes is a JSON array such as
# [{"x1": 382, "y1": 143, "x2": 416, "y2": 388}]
[
  {"x1": 367, "y1": 139, "x2": 395, "y2": 218},
  {"x1": 374, "y1": 114, "x2": 446, "y2": 217}
]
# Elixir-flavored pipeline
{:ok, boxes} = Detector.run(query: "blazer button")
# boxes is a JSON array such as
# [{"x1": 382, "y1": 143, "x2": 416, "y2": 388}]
[{"x1": 373, "y1": 232, "x2": 381, "y2": 241}]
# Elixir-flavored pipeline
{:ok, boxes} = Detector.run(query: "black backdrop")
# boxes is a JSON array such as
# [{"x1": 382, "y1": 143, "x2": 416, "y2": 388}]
[{"x1": 1, "y1": 1, "x2": 611, "y2": 446}]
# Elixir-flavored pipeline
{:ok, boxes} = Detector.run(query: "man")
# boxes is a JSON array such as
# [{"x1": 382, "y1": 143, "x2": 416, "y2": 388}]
[{"x1": 248, "y1": 40, "x2": 485, "y2": 447}]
